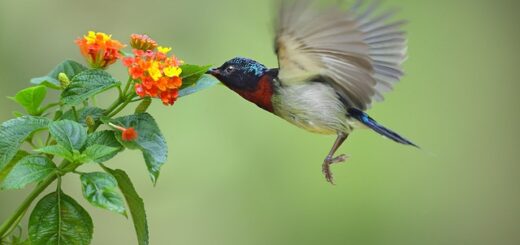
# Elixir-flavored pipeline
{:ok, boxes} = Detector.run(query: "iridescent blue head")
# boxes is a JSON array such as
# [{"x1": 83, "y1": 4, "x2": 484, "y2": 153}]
[{"x1": 207, "y1": 57, "x2": 268, "y2": 91}]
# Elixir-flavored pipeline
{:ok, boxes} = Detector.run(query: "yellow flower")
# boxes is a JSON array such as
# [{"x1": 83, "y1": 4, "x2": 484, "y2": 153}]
[
  {"x1": 157, "y1": 46, "x2": 172, "y2": 54},
  {"x1": 84, "y1": 31, "x2": 111, "y2": 45},
  {"x1": 148, "y1": 61, "x2": 162, "y2": 81},
  {"x1": 164, "y1": 66, "x2": 182, "y2": 77}
]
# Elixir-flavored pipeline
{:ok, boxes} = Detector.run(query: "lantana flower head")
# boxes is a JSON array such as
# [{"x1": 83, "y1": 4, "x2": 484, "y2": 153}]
[
  {"x1": 75, "y1": 31, "x2": 125, "y2": 69},
  {"x1": 123, "y1": 36, "x2": 183, "y2": 106}
]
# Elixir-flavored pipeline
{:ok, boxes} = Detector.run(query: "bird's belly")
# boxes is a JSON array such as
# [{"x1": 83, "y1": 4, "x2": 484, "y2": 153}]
[{"x1": 272, "y1": 83, "x2": 353, "y2": 135}]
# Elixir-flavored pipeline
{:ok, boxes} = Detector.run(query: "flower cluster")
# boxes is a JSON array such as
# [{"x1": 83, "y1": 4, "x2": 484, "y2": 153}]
[
  {"x1": 74, "y1": 32, "x2": 186, "y2": 105},
  {"x1": 75, "y1": 31, "x2": 124, "y2": 69},
  {"x1": 123, "y1": 35, "x2": 184, "y2": 105}
]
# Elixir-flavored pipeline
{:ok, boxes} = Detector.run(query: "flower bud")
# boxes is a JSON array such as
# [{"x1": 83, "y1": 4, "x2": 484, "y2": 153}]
[
  {"x1": 85, "y1": 116, "x2": 96, "y2": 128},
  {"x1": 58, "y1": 72, "x2": 70, "y2": 89},
  {"x1": 130, "y1": 34, "x2": 158, "y2": 51}
]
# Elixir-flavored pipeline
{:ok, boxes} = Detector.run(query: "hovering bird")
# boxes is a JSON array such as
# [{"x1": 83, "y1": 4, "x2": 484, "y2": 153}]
[{"x1": 207, "y1": 0, "x2": 417, "y2": 184}]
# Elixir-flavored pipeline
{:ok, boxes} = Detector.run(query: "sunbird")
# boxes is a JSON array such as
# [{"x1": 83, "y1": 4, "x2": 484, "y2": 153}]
[{"x1": 207, "y1": 0, "x2": 417, "y2": 184}]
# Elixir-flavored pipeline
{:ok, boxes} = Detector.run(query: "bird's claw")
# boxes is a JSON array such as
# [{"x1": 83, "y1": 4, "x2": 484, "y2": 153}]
[{"x1": 322, "y1": 154, "x2": 349, "y2": 184}]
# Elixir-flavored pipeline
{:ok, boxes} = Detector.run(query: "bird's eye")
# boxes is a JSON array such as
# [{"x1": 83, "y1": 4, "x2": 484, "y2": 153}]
[{"x1": 225, "y1": 66, "x2": 235, "y2": 73}]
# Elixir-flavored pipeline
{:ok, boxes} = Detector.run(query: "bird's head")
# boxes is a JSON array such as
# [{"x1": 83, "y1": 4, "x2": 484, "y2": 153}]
[{"x1": 207, "y1": 57, "x2": 268, "y2": 91}]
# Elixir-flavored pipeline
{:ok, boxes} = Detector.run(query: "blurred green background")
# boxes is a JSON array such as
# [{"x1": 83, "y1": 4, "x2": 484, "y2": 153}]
[{"x1": 1, "y1": 0, "x2": 519, "y2": 244}]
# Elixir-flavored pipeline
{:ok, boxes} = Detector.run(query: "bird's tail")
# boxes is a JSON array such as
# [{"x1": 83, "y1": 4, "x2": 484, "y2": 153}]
[{"x1": 348, "y1": 108, "x2": 419, "y2": 148}]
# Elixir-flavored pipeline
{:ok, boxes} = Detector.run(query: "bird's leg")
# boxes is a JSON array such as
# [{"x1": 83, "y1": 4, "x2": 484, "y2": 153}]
[{"x1": 322, "y1": 133, "x2": 349, "y2": 184}]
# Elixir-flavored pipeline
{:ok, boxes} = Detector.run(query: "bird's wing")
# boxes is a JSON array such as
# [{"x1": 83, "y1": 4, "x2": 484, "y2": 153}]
[{"x1": 275, "y1": 0, "x2": 407, "y2": 110}]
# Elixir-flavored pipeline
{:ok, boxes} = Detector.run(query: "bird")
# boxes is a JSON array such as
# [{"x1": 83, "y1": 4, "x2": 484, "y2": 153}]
[{"x1": 206, "y1": 0, "x2": 417, "y2": 184}]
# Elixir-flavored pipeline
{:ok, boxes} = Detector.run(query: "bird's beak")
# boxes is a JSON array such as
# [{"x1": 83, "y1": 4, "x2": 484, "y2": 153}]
[{"x1": 206, "y1": 68, "x2": 219, "y2": 76}]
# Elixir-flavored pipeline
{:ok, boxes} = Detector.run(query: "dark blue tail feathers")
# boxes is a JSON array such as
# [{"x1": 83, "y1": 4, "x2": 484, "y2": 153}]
[{"x1": 348, "y1": 108, "x2": 418, "y2": 148}]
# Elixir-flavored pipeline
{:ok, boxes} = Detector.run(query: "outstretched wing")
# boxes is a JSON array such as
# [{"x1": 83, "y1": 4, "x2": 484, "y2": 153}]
[{"x1": 275, "y1": 0, "x2": 407, "y2": 110}]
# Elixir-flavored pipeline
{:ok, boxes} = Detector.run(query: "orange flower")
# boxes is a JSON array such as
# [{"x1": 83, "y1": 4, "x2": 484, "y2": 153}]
[
  {"x1": 109, "y1": 123, "x2": 138, "y2": 141},
  {"x1": 123, "y1": 38, "x2": 184, "y2": 106},
  {"x1": 130, "y1": 34, "x2": 158, "y2": 51},
  {"x1": 75, "y1": 31, "x2": 125, "y2": 69}
]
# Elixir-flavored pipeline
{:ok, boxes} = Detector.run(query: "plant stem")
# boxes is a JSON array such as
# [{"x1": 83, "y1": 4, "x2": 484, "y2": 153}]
[
  {"x1": 0, "y1": 77, "x2": 137, "y2": 238},
  {"x1": 71, "y1": 106, "x2": 80, "y2": 122},
  {"x1": 117, "y1": 86, "x2": 124, "y2": 99},
  {"x1": 108, "y1": 95, "x2": 135, "y2": 118},
  {"x1": 122, "y1": 77, "x2": 133, "y2": 96},
  {"x1": 39, "y1": 102, "x2": 61, "y2": 114}
]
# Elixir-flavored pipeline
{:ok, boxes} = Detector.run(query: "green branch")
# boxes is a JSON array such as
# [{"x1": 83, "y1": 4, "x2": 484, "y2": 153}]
[
  {"x1": 0, "y1": 81, "x2": 135, "y2": 239},
  {"x1": 0, "y1": 162, "x2": 66, "y2": 238}
]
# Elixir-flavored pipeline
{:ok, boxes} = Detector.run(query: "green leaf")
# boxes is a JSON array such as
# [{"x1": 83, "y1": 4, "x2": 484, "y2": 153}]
[
  {"x1": 9, "y1": 85, "x2": 47, "y2": 115},
  {"x1": 102, "y1": 167, "x2": 148, "y2": 245},
  {"x1": 113, "y1": 113, "x2": 167, "y2": 184},
  {"x1": 86, "y1": 131, "x2": 123, "y2": 162},
  {"x1": 48, "y1": 120, "x2": 87, "y2": 151},
  {"x1": 62, "y1": 107, "x2": 104, "y2": 126},
  {"x1": 1, "y1": 155, "x2": 56, "y2": 190},
  {"x1": 12, "y1": 238, "x2": 30, "y2": 245},
  {"x1": 35, "y1": 145, "x2": 73, "y2": 161},
  {"x1": 0, "y1": 116, "x2": 50, "y2": 172},
  {"x1": 12, "y1": 111, "x2": 24, "y2": 117},
  {"x1": 29, "y1": 191, "x2": 93, "y2": 245},
  {"x1": 31, "y1": 60, "x2": 88, "y2": 89},
  {"x1": 179, "y1": 74, "x2": 219, "y2": 97},
  {"x1": 80, "y1": 172, "x2": 126, "y2": 215},
  {"x1": 0, "y1": 150, "x2": 29, "y2": 183},
  {"x1": 83, "y1": 144, "x2": 120, "y2": 163},
  {"x1": 180, "y1": 64, "x2": 212, "y2": 88},
  {"x1": 61, "y1": 69, "x2": 120, "y2": 106}
]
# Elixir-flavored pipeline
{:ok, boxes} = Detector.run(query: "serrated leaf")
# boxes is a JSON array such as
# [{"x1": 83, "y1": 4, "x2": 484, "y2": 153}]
[
  {"x1": 113, "y1": 113, "x2": 167, "y2": 184},
  {"x1": 83, "y1": 144, "x2": 120, "y2": 163},
  {"x1": 35, "y1": 145, "x2": 73, "y2": 161},
  {"x1": 31, "y1": 60, "x2": 88, "y2": 89},
  {"x1": 86, "y1": 131, "x2": 123, "y2": 162},
  {"x1": 0, "y1": 150, "x2": 29, "y2": 183},
  {"x1": 179, "y1": 64, "x2": 212, "y2": 88},
  {"x1": 0, "y1": 116, "x2": 50, "y2": 172},
  {"x1": 29, "y1": 191, "x2": 93, "y2": 245},
  {"x1": 48, "y1": 120, "x2": 87, "y2": 151},
  {"x1": 9, "y1": 85, "x2": 47, "y2": 115},
  {"x1": 62, "y1": 107, "x2": 104, "y2": 126},
  {"x1": 0, "y1": 155, "x2": 56, "y2": 190},
  {"x1": 80, "y1": 172, "x2": 126, "y2": 215},
  {"x1": 102, "y1": 167, "x2": 148, "y2": 245},
  {"x1": 179, "y1": 74, "x2": 219, "y2": 97},
  {"x1": 61, "y1": 69, "x2": 120, "y2": 106}
]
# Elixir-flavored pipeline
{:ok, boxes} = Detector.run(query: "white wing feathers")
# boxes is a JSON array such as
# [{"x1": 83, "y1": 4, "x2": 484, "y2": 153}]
[{"x1": 275, "y1": 0, "x2": 408, "y2": 110}]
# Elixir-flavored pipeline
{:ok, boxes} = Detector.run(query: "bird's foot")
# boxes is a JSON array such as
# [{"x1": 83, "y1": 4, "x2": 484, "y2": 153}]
[{"x1": 322, "y1": 154, "x2": 349, "y2": 185}]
